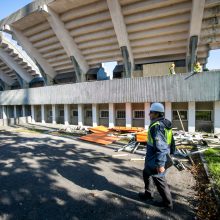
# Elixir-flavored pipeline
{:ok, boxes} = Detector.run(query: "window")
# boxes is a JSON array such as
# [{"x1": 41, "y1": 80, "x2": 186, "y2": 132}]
[
  {"x1": 133, "y1": 110, "x2": 145, "y2": 119},
  {"x1": 116, "y1": 110, "x2": 126, "y2": 119},
  {"x1": 196, "y1": 111, "x2": 212, "y2": 121},
  {"x1": 72, "y1": 110, "x2": 78, "y2": 117},
  {"x1": 60, "y1": 110, "x2": 64, "y2": 117},
  {"x1": 173, "y1": 110, "x2": 188, "y2": 120},
  {"x1": 86, "y1": 110, "x2": 92, "y2": 118},
  {"x1": 49, "y1": 110, "x2": 52, "y2": 117},
  {"x1": 100, "y1": 110, "x2": 109, "y2": 118}
]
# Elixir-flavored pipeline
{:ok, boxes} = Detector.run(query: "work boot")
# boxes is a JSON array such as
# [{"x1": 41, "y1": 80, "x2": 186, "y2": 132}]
[{"x1": 138, "y1": 192, "x2": 153, "y2": 201}]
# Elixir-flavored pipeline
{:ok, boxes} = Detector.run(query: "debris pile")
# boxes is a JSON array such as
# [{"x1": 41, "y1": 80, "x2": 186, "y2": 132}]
[
  {"x1": 58, "y1": 126, "x2": 89, "y2": 135},
  {"x1": 79, "y1": 126, "x2": 147, "y2": 152}
]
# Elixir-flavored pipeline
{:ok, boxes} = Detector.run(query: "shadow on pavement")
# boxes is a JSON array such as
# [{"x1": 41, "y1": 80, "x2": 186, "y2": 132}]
[{"x1": 0, "y1": 130, "x2": 195, "y2": 220}]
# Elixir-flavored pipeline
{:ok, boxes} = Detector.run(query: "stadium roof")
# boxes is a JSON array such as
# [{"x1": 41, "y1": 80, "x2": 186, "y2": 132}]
[{"x1": 0, "y1": 0, "x2": 219, "y2": 82}]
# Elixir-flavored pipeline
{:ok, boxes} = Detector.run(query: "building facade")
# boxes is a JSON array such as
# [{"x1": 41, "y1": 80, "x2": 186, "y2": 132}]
[
  {"x1": 0, "y1": 0, "x2": 220, "y2": 133},
  {"x1": 0, "y1": 71, "x2": 220, "y2": 133}
]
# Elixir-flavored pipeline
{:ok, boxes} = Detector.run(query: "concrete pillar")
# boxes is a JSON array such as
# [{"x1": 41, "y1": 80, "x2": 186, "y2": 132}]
[
  {"x1": 2, "y1": 106, "x2": 7, "y2": 119},
  {"x1": 144, "y1": 103, "x2": 151, "y2": 130},
  {"x1": 14, "y1": 105, "x2": 17, "y2": 118},
  {"x1": 52, "y1": 104, "x2": 57, "y2": 124},
  {"x1": 165, "y1": 102, "x2": 172, "y2": 121},
  {"x1": 2, "y1": 106, "x2": 8, "y2": 126},
  {"x1": 92, "y1": 104, "x2": 99, "y2": 127},
  {"x1": 78, "y1": 104, "x2": 84, "y2": 127},
  {"x1": 109, "y1": 103, "x2": 115, "y2": 128},
  {"x1": 64, "y1": 104, "x2": 70, "y2": 126},
  {"x1": 188, "y1": 102, "x2": 195, "y2": 132},
  {"x1": 22, "y1": 105, "x2": 26, "y2": 117},
  {"x1": 126, "y1": 103, "x2": 132, "y2": 127},
  {"x1": 31, "y1": 105, "x2": 35, "y2": 123},
  {"x1": 41, "y1": 105, "x2": 46, "y2": 124},
  {"x1": 214, "y1": 101, "x2": 220, "y2": 134}
]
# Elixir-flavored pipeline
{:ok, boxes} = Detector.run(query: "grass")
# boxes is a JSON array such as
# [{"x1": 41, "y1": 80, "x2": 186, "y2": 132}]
[
  {"x1": 204, "y1": 148, "x2": 220, "y2": 193},
  {"x1": 14, "y1": 128, "x2": 46, "y2": 134}
]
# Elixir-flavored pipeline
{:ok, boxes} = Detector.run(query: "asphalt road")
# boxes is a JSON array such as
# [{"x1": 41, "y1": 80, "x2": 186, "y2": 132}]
[{"x1": 0, "y1": 128, "x2": 197, "y2": 220}]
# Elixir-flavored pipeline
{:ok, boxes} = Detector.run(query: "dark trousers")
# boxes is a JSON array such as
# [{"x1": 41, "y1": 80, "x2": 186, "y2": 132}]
[{"x1": 143, "y1": 167, "x2": 172, "y2": 206}]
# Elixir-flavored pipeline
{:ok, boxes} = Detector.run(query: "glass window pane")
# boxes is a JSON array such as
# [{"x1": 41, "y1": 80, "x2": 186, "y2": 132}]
[
  {"x1": 196, "y1": 111, "x2": 212, "y2": 121},
  {"x1": 172, "y1": 110, "x2": 188, "y2": 120},
  {"x1": 133, "y1": 110, "x2": 144, "y2": 119},
  {"x1": 72, "y1": 110, "x2": 78, "y2": 117},
  {"x1": 100, "y1": 110, "x2": 109, "y2": 118},
  {"x1": 86, "y1": 110, "x2": 92, "y2": 117},
  {"x1": 116, "y1": 110, "x2": 125, "y2": 119},
  {"x1": 60, "y1": 110, "x2": 64, "y2": 117}
]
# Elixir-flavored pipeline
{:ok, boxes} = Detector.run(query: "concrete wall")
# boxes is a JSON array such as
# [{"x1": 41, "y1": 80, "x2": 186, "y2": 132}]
[
  {"x1": 45, "y1": 105, "x2": 52, "y2": 123},
  {"x1": 175, "y1": 67, "x2": 186, "y2": 74},
  {"x1": 99, "y1": 104, "x2": 109, "y2": 127},
  {"x1": 196, "y1": 102, "x2": 213, "y2": 132},
  {"x1": 84, "y1": 104, "x2": 92, "y2": 126},
  {"x1": 132, "y1": 70, "x2": 143, "y2": 78},
  {"x1": 0, "y1": 72, "x2": 219, "y2": 105},
  {"x1": 0, "y1": 116, "x2": 31, "y2": 126},
  {"x1": 132, "y1": 103, "x2": 144, "y2": 127},
  {"x1": 143, "y1": 62, "x2": 172, "y2": 77},
  {"x1": 56, "y1": 105, "x2": 64, "y2": 124},
  {"x1": 115, "y1": 103, "x2": 125, "y2": 126},
  {"x1": 172, "y1": 102, "x2": 188, "y2": 131},
  {"x1": 70, "y1": 104, "x2": 78, "y2": 125},
  {"x1": 35, "y1": 105, "x2": 41, "y2": 122}
]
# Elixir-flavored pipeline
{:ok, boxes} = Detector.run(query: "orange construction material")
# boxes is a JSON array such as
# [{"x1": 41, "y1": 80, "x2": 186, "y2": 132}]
[
  {"x1": 136, "y1": 131, "x2": 148, "y2": 143},
  {"x1": 110, "y1": 126, "x2": 144, "y2": 133},
  {"x1": 88, "y1": 126, "x2": 109, "y2": 133},
  {"x1": 79, "y1": 132, "x2": 120, "y2": 145}
]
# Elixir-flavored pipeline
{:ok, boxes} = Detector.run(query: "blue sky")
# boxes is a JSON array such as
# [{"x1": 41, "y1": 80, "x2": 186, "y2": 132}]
[
  {"x1": 0, "y1": 0, "x2": 220, "y2": 75},
  {"x1": 0, "y1": 0, "x2": 32, "y2": 19}
]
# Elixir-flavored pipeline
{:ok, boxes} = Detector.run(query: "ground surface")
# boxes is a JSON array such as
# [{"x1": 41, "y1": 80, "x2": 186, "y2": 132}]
[
  {"x1": 204, "y1": 148, "x2": 220, "y2": 193},
  {"x1": 0, "y1": 126, "x2": 197, "y2": 220}
]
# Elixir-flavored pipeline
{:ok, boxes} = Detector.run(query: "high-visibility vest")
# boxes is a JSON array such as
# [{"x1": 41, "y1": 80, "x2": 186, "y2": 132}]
[
  {"x1": 147, "y1": 121, "x2": 173, "y2": 147},
  {"x1": 194, "y1": 65, "x2": 202, "y2": 73},
  {"x1": 169, "y1": 67, "x2": 175, "y2": 75}
]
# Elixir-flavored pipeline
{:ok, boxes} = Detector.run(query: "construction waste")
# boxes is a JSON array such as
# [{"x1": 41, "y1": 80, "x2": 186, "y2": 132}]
[
  {"x1": 56, "y1": 125, "x2": 220, "y2": 173},
  {"x1": 78, "y1": 126, "x2": 220, "y2": 169}
]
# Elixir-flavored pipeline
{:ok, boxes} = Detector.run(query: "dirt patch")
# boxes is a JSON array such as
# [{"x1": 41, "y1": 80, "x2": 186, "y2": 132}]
[{"x1": 191, "y1": 155, "x2": 219, "y2": 220}]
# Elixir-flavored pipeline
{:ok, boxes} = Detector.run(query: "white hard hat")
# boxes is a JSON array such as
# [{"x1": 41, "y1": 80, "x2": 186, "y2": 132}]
[{"x1": 150, "y1": 103, "x2": 165, "y2": 113}]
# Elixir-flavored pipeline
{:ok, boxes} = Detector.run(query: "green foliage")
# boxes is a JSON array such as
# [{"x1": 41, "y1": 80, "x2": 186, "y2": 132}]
[{"x1": 204, "y1": 148, "x2": 220, "y2": 192}]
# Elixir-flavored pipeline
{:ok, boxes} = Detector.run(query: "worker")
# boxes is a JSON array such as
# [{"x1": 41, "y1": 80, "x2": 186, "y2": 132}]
[
  {"x1": 193, "y1": 62, "x2": 202, "y2": 73},
  {"x1": 139, "y1": 103, "x2": 176, "y2": 210},
  {"x1": 169, "y1": 63, "x2": 176, "y2": 75}
]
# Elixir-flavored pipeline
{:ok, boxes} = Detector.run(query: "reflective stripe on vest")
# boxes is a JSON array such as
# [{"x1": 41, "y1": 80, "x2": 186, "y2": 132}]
[{"x1": 147, "y1": 121, "x2": 172, "y2": 146}]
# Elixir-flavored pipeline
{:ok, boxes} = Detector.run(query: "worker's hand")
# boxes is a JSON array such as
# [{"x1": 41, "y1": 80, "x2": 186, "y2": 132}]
[{"x1": 156, "y1": 167, "x2": 165, "y2": 173}]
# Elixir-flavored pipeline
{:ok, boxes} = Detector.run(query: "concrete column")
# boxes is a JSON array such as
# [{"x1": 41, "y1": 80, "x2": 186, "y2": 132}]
[
  {"x1": 22, "y1": 105, "x2": 26, "y2": 117},
  {"x1": 165, "y1": 102, "x2": 172, "y2": 121},
  {"x1": 92, "y1": 104, "x2": 99, "y2": 127},
  {"x1": 126, "y1": 103, "x2": 132, "y2": 127},
  {"x1": 144, "y1": 103, "x2": 151, "y2": 130},
  {"x1": 14, "y1": 105, "x2": 17, "y2": 118},
  {"x1": 41, "y1": 105, "x2": 46, "y2": 124},
  {"x1": 31, "y1": 105, "x2": 35, "y2": 123},
  {"x1": 214, "y1": 101, "x2": 220, "y2": 134},
  {"x1": 2, "y1": 106, "x2": 7, "y2": 119},
  {"x1": 2, "y1": 106, "x2": 8, "y2": 126},
  {"x1": 52, "y1": 104, "x2": 57, "y2": 124},
  {"x1": 188, "y1": 101, "x2": 195, "y2": 132},
  {"x1": 64, "y1": 104, "x2": 70, "y2": 126},
  {"x1": 109, "y1": 103, "x2": 115, "y2": 128},
  {"x1": 78, "y1": 104, "x2": 84, "y2": 127}
]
